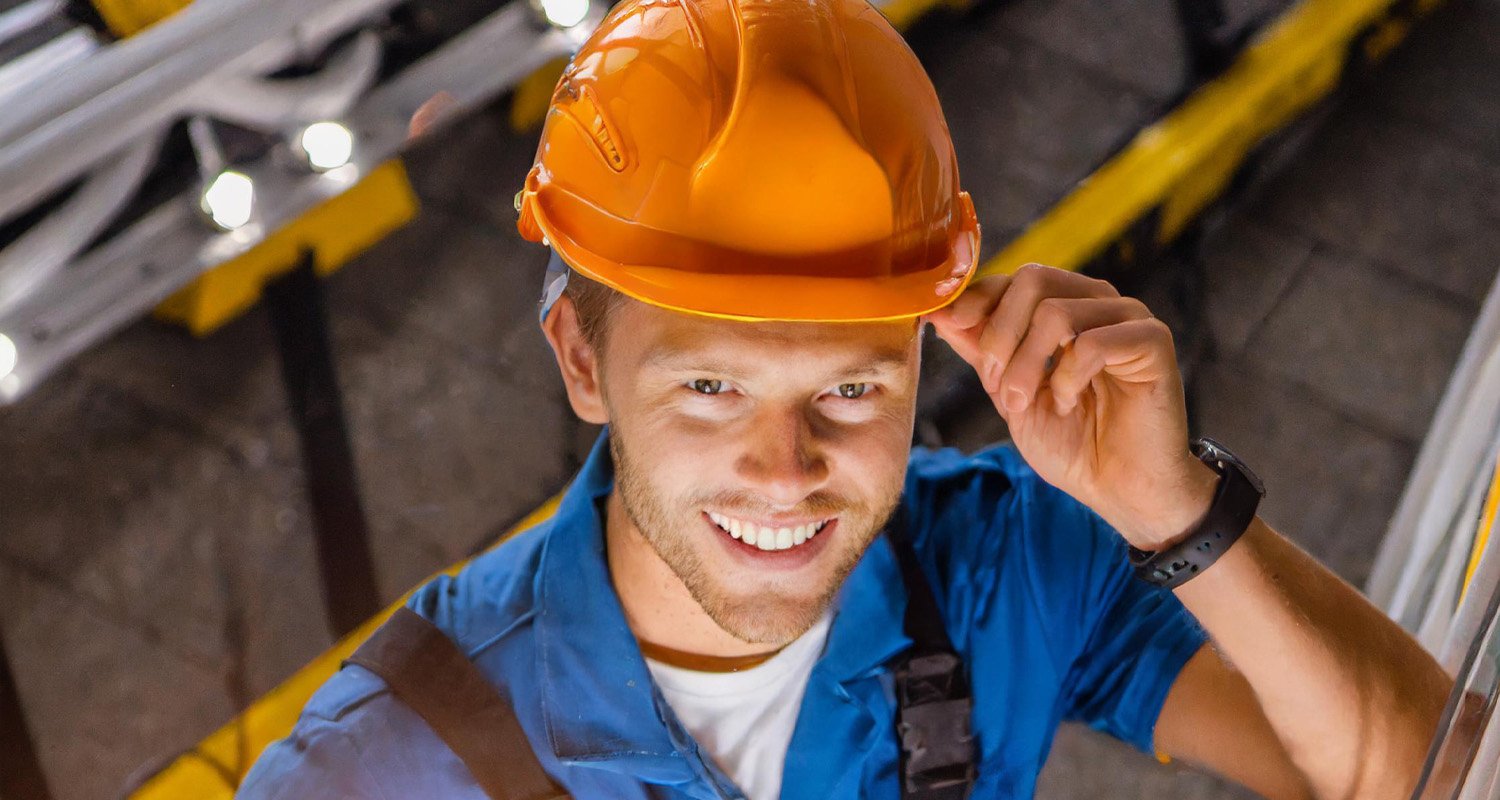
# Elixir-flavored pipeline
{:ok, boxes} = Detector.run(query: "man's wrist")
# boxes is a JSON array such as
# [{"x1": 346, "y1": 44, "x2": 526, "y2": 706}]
[{"x1": 1119, "y1": 458, "x2": 1220, "y2": 552}]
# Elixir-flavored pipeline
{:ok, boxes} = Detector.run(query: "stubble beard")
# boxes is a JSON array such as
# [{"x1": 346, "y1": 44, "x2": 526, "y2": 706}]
[{"x1": 610, "y1": 434, "x2": 901, "y2": 646}]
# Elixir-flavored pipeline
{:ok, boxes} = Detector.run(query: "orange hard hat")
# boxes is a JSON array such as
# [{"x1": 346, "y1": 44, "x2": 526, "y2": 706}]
[{"x1": 516, "y1": 0, "x2": 980, "y2": 322}]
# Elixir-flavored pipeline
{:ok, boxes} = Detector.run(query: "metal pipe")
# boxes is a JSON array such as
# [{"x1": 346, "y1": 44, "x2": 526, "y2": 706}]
[
  {"x1": 0, "y1": 0, "x2": 62, "y2": 46},
  {"x1": 1372, "y1": 272, "x2": 1500, "y2": 607},
  {"x1": 185, "y1": 30, "x2": 382, "y2": 131},
  {"x1": 0, "y1": 0, "x2": 593, "y2": 404},
  {"x1": 0, "y1": 0, "x2": 401, "y2": 222},
  {"x1": 0, "y1": 27, "x2": 98, "y2": 107},
  {"x1": 0, "y1": 132, "x2": 162, "y2": 317}
]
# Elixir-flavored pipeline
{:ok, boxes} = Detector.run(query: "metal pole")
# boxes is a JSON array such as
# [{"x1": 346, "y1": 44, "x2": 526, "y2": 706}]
[
  {"x1": 264, "y1": 252, "x2": 382, "y2": 637},
  {"x1": 0, "y1": 0, "x2": 62, "y2": 46}
]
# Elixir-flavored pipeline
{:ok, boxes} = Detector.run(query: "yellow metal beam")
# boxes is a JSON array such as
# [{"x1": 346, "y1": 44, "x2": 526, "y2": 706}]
[
  {"x1": 89, "y1": 0, "x2": 192, "y2": 37},
  {"x1": 1462, "y1": 456, "x2": 1500, "y2": 604},
  {"x1": 154, "y1": 161, "x2": 419, "y2": 337},
  {"x1": 509, "y1": 57, "x2": 572, "y2": 132},
  {"x1": 981, "y1": 0, "x2": 1439, "y2": 278}
]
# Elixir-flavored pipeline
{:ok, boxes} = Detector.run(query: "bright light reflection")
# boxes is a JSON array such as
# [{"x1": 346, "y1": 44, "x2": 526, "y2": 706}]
[
  {"x1": 201, "y1": 170, "x2": 255, "y2": 230},
  {"x1": 540, "y1": 0, "x2": 588, "y2": 27},
  {"x1": 297, "y1": 121, "x2": 355, "y2": 171},
  {"x1": 0, "y1": 333, "x2": 16, "y2": 381}
]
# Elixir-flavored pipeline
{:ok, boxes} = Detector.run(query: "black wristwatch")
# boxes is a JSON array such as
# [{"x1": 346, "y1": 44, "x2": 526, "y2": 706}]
[{"x1": 1128, "y1": 438, "x2": 1265, "y2": 590}]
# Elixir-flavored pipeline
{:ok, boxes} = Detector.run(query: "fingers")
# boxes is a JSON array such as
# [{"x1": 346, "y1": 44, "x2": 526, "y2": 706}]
[
  {"x1": 926, "y1": 274, "x2": 1010, "y2": 367},
  {"x1": 1049, "y1": 317, "x2": 1176, "y2": 414},
  {"x1": 976, "y1": 264, "x2": 1118, "y2": 392},
  {"x1": 929, "y1": 264, "x2": 1158, "y2": 416},
  {"x1": 997, "y1": 296, "x2": 1151, "y2": 413},
  {"x1": 940, "y1": 274, "x2": 1010, "y2": 330}
]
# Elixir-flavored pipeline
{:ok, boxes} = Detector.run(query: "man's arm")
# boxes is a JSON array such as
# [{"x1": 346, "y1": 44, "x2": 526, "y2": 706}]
[
  {"x1": 1155, "y1": 640, "x2": 1313, "y2": 800},
  {"x1": 927, "y1": 264, "x2": 1453, "y2": 799},
  {"x1": 1156, "y1": 518, "x2": 1451, "y2": 799}
]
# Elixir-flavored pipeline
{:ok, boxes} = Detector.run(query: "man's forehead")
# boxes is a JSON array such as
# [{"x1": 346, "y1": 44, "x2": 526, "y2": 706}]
[{"x1": 624, "y1": 301, "x2": 920, "y2": 372}]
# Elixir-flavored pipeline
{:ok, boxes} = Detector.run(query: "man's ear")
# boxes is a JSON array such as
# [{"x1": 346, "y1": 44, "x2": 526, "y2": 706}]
[{"x1": 541, "y1": 294, "x2": 609, "y2": 425}]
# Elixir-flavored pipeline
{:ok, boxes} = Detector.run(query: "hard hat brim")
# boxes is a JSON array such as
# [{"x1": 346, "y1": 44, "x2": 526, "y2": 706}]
[{"x1": 527, "y1": 191, "x2": 981, "y2": 324}]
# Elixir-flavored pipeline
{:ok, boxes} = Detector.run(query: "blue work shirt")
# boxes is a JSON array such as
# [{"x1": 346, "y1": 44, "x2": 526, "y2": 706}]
[{"x1": 239, "y1": 432, "x2": 1207, "y2": 798}]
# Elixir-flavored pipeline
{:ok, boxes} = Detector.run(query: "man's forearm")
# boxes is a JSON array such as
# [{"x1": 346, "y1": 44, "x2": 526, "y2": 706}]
[{"x1": 1173, "y1": 518, "x2": 1453, "y2": 799}]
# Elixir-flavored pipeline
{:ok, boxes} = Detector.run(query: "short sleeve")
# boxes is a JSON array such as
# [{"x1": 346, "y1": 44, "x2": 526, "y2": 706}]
[
  {"x1": 1050, "y1": 495, "x2": 1212, "y2": 750},
  {"x1": 236, "y1": 665, "x2": 489, "y2": 799},
  {"x1": 237, "y1": 722, "x2": 388, "y2": 800},
  {"x1": 1016, "y1": 477, "x2": 1208, "y2": 753}
]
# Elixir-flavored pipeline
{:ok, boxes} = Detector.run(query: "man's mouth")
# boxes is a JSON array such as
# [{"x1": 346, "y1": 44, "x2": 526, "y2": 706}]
[{"x1": 706, "y1": 511, "x2": 833, "y2": 552}]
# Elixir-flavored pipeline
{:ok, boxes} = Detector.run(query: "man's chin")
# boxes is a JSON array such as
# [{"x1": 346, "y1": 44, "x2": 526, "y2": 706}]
[{"x1": 699, "y1": 590, "x2": 831, "y2": 646}]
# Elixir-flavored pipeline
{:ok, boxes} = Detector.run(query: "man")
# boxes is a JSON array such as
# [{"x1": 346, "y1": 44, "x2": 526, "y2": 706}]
[{"x1": 240, "y1": 0, "x2": 1452, "y2": 797}]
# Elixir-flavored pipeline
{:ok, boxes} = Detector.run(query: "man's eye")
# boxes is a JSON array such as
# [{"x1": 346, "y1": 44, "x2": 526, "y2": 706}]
[
  {"x1": 690, "y1": 379, "x2": 725, "y2": 395},
  {"x1": 836, "y1": 383, "x2": 870, "y2": 399}
]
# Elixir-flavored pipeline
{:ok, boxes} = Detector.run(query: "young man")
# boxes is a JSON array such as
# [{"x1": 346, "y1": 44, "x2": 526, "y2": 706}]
[{"x1": 240, "y1": 0, "x2": 1452, "y2": 797}]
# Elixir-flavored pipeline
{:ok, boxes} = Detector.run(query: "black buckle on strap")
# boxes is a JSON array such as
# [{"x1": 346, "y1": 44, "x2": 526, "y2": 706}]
[{"x1": 895, "y1": 651, "x2": 976, "y2": 799}]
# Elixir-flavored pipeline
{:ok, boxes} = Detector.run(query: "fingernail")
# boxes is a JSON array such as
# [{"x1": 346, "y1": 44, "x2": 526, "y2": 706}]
[
  {"x1": 984, "y1": 356, "x2": 1002, "y2": 390},
  {"x1": 1004, "y1": 387, "x2": 1028, "y2": 413}
]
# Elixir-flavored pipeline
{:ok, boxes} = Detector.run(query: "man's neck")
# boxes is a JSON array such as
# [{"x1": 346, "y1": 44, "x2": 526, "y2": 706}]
[{"x1": 604, "y1": 491, "x2": 778, "y2": 659}]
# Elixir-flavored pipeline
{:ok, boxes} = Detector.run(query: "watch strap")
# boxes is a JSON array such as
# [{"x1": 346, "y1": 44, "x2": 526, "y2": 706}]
[{"x1": 1128, "y1": 439, "x2": 1264, "y2": 589}]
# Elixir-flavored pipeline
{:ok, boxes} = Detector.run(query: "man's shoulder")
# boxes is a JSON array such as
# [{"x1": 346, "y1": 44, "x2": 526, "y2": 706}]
[
  {"x1": 904, "y1": 440, "x2": 1066, "y2": 536},
  {"x1": 236, "y1": 524, "x2": 559, "y2": 797},
  {"x1": 907, "y1": 440, "x2": 1035, "y2": 485},
  {"x1": 292, "y1": 519, "x2": 555, "y2": 741},
  {"x1": 407, "y1": 516, "x2": 554, "y2": 654},
  {"x1": 901, "y1": 441, "x2": 1112, "y2": 593},
  {"x1": 238, "y1": 665, "x2": 483, "y2": 798}
]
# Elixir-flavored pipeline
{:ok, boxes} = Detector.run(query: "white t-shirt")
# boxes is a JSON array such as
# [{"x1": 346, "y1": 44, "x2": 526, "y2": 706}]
[{"x1": 645, "y1": 613, "x2": 834, "y2": 800}]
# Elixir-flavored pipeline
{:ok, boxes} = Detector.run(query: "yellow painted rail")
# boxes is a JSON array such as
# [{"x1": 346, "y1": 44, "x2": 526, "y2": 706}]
[
  {"x1": 981, "y1": 0, "x2": 1443, "y2": 278},
  {"x1": 89, "y1": 0, "x2": 192, "y2": 37}
]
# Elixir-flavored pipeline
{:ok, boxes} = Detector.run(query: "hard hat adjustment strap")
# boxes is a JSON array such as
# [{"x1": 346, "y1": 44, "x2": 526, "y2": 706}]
[{"x1": 538, "y1": 248, "x2": 570, "y2": 324}]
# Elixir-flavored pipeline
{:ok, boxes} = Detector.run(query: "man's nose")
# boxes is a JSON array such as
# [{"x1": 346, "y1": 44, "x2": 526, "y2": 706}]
[{"x1": 735, "y1": 407, "x2": 830, "y2": 507}]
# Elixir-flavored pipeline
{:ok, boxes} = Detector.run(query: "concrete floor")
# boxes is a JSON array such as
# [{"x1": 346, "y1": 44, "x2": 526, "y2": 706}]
[{"x1": 1, "y1": 0, "x2": 1497, "y2": 797}]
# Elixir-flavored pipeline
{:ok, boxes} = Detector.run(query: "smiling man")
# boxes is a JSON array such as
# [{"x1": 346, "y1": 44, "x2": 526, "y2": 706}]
[{"x1": 239, "y1": 0, "x2": 1452, "y2": 798}]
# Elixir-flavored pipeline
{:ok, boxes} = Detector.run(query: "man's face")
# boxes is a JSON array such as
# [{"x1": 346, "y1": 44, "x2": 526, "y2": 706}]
[{"x1": 599, "y1": 299, "x2": 921, "y2": 646}]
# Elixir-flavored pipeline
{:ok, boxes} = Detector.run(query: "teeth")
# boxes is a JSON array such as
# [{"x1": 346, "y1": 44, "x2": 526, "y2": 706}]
[{"x1": 709, "y1": 513, "x2": 832, "y2": 551}]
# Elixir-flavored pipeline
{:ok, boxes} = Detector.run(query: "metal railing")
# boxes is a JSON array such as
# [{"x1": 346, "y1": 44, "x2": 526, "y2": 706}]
[
  {"x1": 1372, "y1": 267, "x2": 1500, "y2": 799},
  {"x1": 0, "y1": 0, "x2": 601, "y2": 404}
]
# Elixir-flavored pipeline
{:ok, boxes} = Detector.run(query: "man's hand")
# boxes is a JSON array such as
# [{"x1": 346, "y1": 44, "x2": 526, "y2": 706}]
[
  {"x1": 928, "y1": 267, "x2": 1451, "y2": 799},
  {"x1": 926, "y1": 264, "x2": 1217, "y2": 550}
]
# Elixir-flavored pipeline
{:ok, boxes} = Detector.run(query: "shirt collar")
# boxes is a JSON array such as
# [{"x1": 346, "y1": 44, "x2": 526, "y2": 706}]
[
  {"x1": 535, "y1": 429, "x2": 689, "y2": 780},
  {"x1": 534, "y1": 429, "x2": 912, "y2": 775}
]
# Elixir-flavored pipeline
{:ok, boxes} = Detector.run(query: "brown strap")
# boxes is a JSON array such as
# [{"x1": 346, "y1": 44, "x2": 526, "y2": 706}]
[{"x1": 344, "y1": 607, "x2": 569, "y2": 800}]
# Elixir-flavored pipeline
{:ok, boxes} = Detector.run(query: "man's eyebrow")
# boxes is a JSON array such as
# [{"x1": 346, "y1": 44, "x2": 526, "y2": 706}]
[{"x1": 640, "y1": 347, "x2": 909, "y2": 378}]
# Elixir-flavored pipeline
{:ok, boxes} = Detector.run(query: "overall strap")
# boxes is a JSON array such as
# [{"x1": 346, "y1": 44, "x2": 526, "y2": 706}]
[
  {"x1": 344, "y1": 607, "x2": 570, "y2": 800},
  {"x1": 888, "y1": 517, "x2": 977, "y2": 800}
]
